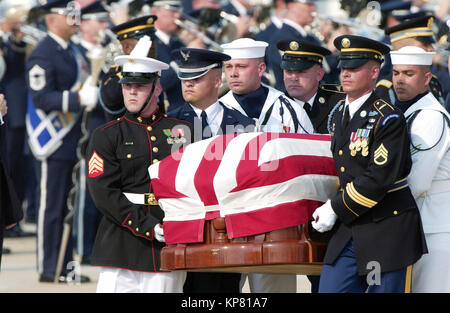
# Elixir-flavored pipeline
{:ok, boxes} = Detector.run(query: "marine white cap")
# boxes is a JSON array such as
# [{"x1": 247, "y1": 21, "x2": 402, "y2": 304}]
[
  {"x1": 114, "y1": 35, "x2": 169, "y2": 74},
  {"x1": 390, "y1": 46, "x2": 435, "y2": 66},
  {"x1": 221, "y1": 38, "x2": 268, "y2": 59}
]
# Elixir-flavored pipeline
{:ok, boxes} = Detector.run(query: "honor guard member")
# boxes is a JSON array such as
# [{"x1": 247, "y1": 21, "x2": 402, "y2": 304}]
[
  {"x1": 99, "y1": 14, "x2": 157, "y2": 120},
  {"x1": 377, "y1": 15, "x2": 448, "y2": 105},
  {"x1": 72, "y1": 0, "x2": 110, "y2": 265},
  {"x1": 25, "y1": 0, "x2": 97, "y2": 283},
  {"x1": 220, "y1": 38, "x2": 310, "y2": 293},
  {"x1": 220, "y1": 38, "x2": 314, "y2": 135},
  {"x1": 86, "y1": 36, "x2": 191, "y2": 293},
  {"x1": 391, "y1": 46, "x2": 450, "y2": 292},
  {"x1": 279, "y1": 39, "x2": 346, "y2": 134},
  {"x1": 313, "y1": 35, "x2": 427, "y2": 293},
  {"x1": 151, "y1": 0, "x2": 186, "y2": 112},
  {"x1": 168, "y1": 47, "x2": 254, "y2": 293}
]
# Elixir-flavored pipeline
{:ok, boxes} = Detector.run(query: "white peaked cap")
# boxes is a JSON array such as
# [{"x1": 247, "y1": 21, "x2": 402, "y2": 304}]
[
  {"x1": 114, "y1": 36, "x2": 169, "y2": 73},
  {"x1": 221, "y1": 38, "x2": 268, "y2": 59},
  {"x1": 390, "y1": 46, "x2": 435, "y2": 66}
]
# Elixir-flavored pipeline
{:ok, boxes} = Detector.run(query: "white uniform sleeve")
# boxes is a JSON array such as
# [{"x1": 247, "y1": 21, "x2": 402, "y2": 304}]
[{"x1": 407, "y1": 109, "x2": 450, "y2": 199}]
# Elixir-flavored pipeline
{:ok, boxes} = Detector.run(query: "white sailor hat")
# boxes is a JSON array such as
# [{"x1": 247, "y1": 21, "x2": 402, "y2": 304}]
[
  {"x1": 114, "y1": 36, "x2": 169, "y2": 84},
  {"x1": 390, "y1": 46, "x2": 435, "y2": 66},
  {"x1": 221, "y1": 38, "x2": 268, "y2": 59}
]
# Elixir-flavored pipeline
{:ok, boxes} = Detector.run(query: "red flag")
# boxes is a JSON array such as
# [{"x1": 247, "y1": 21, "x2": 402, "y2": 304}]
[{"x1": 149, "y1": 133, "x2": 339, "y2": 244}]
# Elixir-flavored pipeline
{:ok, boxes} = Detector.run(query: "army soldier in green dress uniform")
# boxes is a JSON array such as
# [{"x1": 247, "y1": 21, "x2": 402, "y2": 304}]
[
  {"x1": 278, "y1": 39, "x2": 346, "y2": 134},
  {"x1": 313, "y1": 35, "x2": 427, "y2": 293}
]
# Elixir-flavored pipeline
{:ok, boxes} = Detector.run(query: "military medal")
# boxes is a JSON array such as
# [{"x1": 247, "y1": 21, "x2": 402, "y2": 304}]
[
  {"x1": 163, "y1": 128, "x2": 186, "y2": 144},
  {"x1": 349, "y1": 129, "x2": 371, "y2": 157}
]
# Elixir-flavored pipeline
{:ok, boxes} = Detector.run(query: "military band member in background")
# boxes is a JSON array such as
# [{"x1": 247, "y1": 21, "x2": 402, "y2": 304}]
[
  {"x1": 169, "y1": 47, "x2": 254, "y2": 292},
  {"x1": 266, "y1": 0, "x2": 320, "y2": 91},
  {"x1": 72, "y1": 0, "x2": 109, "y2": 265},
  {"x1": 87, "y1": 36, "x2": 190, "y2": 293},
  {"x1": 391, "y1": 46, "x2": 450, "y2": 292},
  {"x1": 378, "y1": 15, "x2": 448, "y2": 105},
  {"x1": 99, "y1": 14, "x2": 158, "y2": 120},
  {"x1": 278, "y1": 39, "x2": 345, "y2": 134},
  {"x1": 151, "y1": 0, "x2": 186, "y2": 112},
  {"x1": 25, "y1": 0, "x2": 97, "y2": 283},
  {"x1": 220, "y1": 37, "x2": 313, "y2": 135},
  {"x1": 313, "y1": 35, "x2": 427, "y2": 293}
]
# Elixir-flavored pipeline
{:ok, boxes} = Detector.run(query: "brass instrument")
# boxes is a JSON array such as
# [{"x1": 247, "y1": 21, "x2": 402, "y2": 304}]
[
  {"x1": 174, "y1": 18, "x2": 223, "y2": 51},
  {"x1": 102, "y1": 28, "x2": 123, "y2": 71},
  {"x1": 20, "y1": 24, "x2": 47, "y2": 46}
]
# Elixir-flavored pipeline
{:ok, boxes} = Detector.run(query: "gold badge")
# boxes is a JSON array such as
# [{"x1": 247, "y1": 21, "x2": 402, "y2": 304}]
[
  {"x1": 319, "y1": 97, "x2": 325, "y2": 104},
  {"x1": 128, "y1": 58, "x2": 134, "y2": 63},
  {"x1": 341, "y1": 37, "x2": 351, "y2": 48},
  {"x1": 289, "y1": 41, "x2": 299, "y2": 50},
  {"x1": 374, "y1": 143, "x2": 388, "y2": 165},
  {"x1": 427, "y1": 17, "x2": 434, "y2": 29}
]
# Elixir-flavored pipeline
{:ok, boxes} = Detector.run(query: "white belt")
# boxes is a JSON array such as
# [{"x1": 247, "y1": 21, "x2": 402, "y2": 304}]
[
  {"x1": 419, "y1": 180, "x2": 450, "y2": 198},
  {"x1": 123, "y1": 192, "x2": 158, "y2": 205}
]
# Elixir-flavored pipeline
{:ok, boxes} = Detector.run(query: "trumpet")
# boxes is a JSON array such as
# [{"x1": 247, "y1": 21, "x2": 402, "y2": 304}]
[{"x1": 174, "y1": 18, "x2": 223, "y2": 51}]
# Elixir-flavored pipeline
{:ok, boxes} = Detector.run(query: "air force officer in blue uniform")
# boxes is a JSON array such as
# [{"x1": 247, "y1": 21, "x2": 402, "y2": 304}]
[{"x1": 169, "y1": 48, "x2": 255, "y2": 292}]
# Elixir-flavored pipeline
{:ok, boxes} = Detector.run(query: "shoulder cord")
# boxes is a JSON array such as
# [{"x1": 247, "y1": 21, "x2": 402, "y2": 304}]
[
  {"x1": 327, "y1": 99, "x2": 344, "y2": 133},
  {"x1": 407, "y1": 109, "x2": 450, "y2": 152},
  {"x1": 279, "y1": 95, "x2": 309, "y2": 134}
]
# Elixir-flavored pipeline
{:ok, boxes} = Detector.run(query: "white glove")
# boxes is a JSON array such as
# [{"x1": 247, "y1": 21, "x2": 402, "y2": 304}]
[
  {"x1": 311, "y1": 200, "x2": 337, "y2": 233},
  {"x1": 154, "y1": 223, "x2": 165, "y2": 242},
  {"x1": 79, "y1": 76, "x2": 98, "y2": 111}
]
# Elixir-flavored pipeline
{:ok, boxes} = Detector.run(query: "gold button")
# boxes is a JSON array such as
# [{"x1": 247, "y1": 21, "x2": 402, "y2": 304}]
[
  {"x1": 339, "y1": 150, "x2": 343, "y2": 156},
  {"x1": 127, "y1": 154, "x2": 132, "y2": 159},
  {"x1": 135, "y1": 227, "x2": 139, "y2": 232},
  {"x1": 147, "y1": 126, "x2": 152, "y2": 131},
  {"x1": 137, "y1": 117, "x2": 143, "y2": 122},
  {"x1": 393, "y1": 210, "x2": 398, "y2": 215},
  {"x1": 153, "y1": 147, "x2": 159, "y2": 153},
  {"x1": 151, "y1": 136, "x2": 156, "y2": 141},
  {"x1": 153, "y1": 159, "x2": 159, "y2": 164},
  {"x1": 117, "y1": 118, "x2": 121, "y2": 121},
  {"x1": 340, "y1": 166, "x2": 345, "y2": 172},
  {"x1": 152, "y1": 115, "x2": 156, "y2": 121},
  {"x1": 128, "y1": 220, "x2": 132, "y2": 225},
  {"x1": 146, "y1": 232, "x2": 150, "y2": 237}
]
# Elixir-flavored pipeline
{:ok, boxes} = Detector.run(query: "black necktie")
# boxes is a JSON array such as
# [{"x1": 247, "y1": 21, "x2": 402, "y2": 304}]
[
  {"x1": 303, "y1": 102, "x2": 311, "y2": 113},
  {"x1": 342, "y1": 105, "x2": 350, "y2": 128},
  {"x1": 201, "y1": 110, "x2": 211, "y2": 139}
]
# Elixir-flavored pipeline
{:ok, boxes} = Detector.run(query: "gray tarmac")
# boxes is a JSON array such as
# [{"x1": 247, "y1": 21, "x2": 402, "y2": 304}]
[{"x1": 0, "y1": 222, "x2": 312, "y2": 293}]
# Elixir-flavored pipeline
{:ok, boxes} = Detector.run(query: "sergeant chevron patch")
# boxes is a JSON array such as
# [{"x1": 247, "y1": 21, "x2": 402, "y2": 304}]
[
  {"x1": 88, "y1": 150, "x2": 104, "y2": 178},
  {"x1": 374, "y1": 143, "x2": 388, "y2": 165}
]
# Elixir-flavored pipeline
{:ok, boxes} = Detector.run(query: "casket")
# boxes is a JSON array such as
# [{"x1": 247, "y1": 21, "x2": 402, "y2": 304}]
[
  {"x1": 150, "y1": 133, "x2": 339, "y2": 275},
  {"x1": 160, "y1": 219, "x2": 329, "y2": 275}
]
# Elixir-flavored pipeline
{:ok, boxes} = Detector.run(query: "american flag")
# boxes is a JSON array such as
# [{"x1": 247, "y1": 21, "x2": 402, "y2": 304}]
[{"x1": 148, "y1": 132, "x2": 339, "y2": 245}]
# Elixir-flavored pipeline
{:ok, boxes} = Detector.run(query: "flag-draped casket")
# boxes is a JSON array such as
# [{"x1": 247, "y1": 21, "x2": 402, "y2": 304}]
[{"x1": 148, "y1": 132, "x2": 340, "y2": 271}]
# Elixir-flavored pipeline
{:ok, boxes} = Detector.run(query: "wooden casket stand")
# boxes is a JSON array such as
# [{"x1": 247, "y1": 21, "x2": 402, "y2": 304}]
[{"x1": 160, "y1": 218, "x2": 328, "y2": 275}]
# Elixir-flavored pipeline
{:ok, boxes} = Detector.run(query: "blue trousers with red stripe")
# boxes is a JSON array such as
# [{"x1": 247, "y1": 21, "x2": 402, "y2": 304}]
[{"x1": 319, "y1": 240, "x2": 412, "y2": 293}]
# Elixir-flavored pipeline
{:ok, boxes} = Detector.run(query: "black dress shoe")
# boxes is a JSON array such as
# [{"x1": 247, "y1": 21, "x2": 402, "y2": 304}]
[
  {"x1": 2, "y1": 247, "x2": 11, "y2": 254},
  {"x1": 39, "y1": 273, "x2": 91, "y2": 283}
]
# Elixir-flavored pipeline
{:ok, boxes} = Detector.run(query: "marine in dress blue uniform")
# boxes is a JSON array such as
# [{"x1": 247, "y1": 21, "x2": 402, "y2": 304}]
[
  {"x1": 313, "y1": 35, "x2": 427, "y2": 293},
  {"x1": 25, "y1": 0, "x2": 97, "y2": 283},
  {"x1": 87, "y1": 36, "x2": 191, "y2": 292},
  {"x1": 169, "y1": 47, "x2": 255, "y2": 292}
]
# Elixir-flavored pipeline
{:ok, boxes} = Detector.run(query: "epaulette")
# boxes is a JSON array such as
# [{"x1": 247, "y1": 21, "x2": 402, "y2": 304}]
[
  {"x1": 373, "y1": 98, "x2": 394, "y2": 117},
  {"x1": 376, "y1": 79, "x2": 392, "y2": 89},
  {"x1": 319, "y1": 83, "x2": 345, "y2": 93}
]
